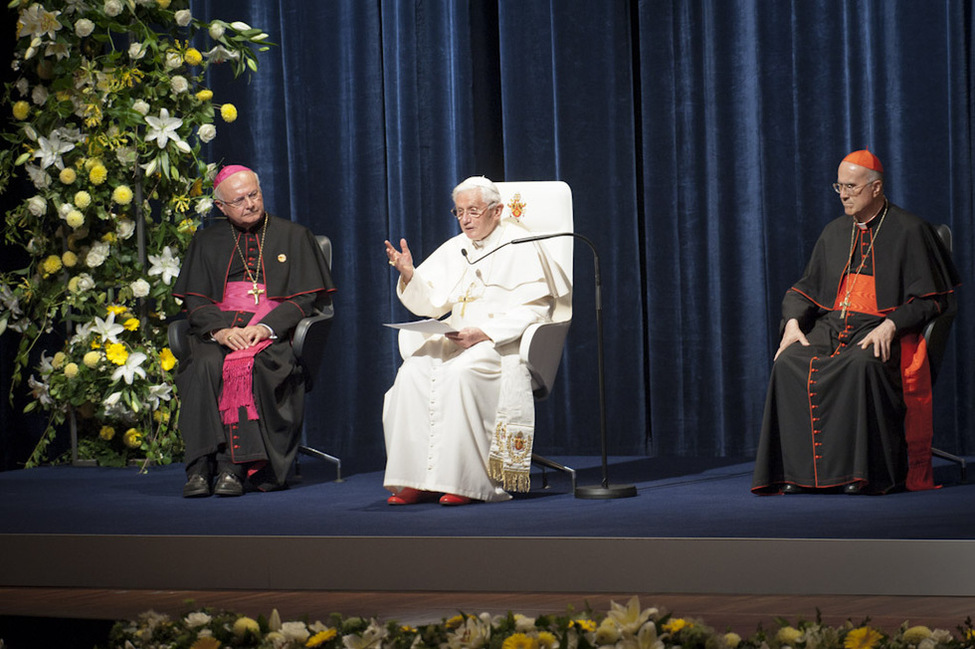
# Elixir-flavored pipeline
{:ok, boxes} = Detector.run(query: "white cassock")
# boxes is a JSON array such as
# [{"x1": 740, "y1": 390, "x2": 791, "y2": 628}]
[{"x1": 383, "y1": 218, "x2": 570, "y2": 501}]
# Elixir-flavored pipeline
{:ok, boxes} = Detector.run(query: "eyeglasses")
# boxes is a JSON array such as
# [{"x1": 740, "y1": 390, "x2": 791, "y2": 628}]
[
  {"x1": 451, "y1": 203, "x2": 496, "y2": 220},
  {"x1": 832, "y1": 182, "x2": 873, "y2": 196},
  {"x1": 219, "y1": 189, "x2": 261, "y2": 209}
]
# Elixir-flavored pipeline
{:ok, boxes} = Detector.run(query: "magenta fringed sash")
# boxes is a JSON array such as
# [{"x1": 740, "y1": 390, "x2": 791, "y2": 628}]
[{"x1": 217, "y1": 282, "x2": 280, "y2": 424}]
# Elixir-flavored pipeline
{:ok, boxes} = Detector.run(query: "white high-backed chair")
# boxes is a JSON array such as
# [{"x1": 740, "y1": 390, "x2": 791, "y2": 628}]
[{"x1": 396, "y1": 180, "x2": 577, "y2": 490}]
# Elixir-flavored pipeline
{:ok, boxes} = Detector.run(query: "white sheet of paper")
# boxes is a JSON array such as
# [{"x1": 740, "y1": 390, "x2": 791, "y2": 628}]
[{"x1": 383, "y1": 318, "x2": 456, "y2": 334}]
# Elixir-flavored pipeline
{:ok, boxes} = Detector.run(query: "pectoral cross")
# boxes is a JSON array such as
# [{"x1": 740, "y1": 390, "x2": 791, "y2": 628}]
[
  {"x1": 248, "y1": 282, "x2": 265, "y2": 305},
  {"x1": 457, "y1": 282, "x2": 479, "y2": 317}
]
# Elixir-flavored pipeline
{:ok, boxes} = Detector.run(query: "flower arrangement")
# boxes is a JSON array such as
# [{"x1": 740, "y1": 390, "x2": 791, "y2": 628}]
[
  {"x1": 104, "y1": 597, "x2": 975, "y2": 649},
  {"x1": 0, "y1": 0, "x2": 271, "y2": 467}
]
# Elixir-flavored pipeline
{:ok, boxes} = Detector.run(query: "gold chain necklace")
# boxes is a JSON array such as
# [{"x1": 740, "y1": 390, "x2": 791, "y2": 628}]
[
  {"x1": 231, "y1": 216, "x2": 269, "y2": 305},
  {"x1": 839, "y1": 201, "x2": 888, "y2": 318}
]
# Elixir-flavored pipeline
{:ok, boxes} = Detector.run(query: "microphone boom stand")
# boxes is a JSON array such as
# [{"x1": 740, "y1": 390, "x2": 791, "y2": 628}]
[{"x1": 501, "y1": 233, "x2": 637, "y2": 499}]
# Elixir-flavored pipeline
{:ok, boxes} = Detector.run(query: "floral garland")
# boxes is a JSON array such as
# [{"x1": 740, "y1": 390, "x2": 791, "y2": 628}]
[
  {"x1": 0, "y1": 0, "x2": 270, "y2": 467},
  {"x1": 104, "y1": 597, "x2": 975, "y2": 649}
]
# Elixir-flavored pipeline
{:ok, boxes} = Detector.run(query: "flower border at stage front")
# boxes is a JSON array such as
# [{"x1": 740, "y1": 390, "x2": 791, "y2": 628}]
[{"x1": 104, "y1": 596, "x2": 975, "y2": 649}]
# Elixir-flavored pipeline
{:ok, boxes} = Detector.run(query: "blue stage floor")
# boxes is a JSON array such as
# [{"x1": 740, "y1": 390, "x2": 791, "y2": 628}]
[{"x1": 1, "y1": 455, "x2": 972, "y2": 539}]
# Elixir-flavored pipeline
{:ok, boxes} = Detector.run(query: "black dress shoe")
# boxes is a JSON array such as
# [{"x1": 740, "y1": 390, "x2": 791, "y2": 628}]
[
  {"x1": 213, "y1": 472, "x2": 244, "y2": 497},
  {"x1": 844, "y1": 482, "x2": 863, "y2": 495},
  {"x1": 182, "y1": 474, "x2": 211, "y2": 498},
  {"x1": 781, "y1": 484, "x2": 802, "y2": 494}
]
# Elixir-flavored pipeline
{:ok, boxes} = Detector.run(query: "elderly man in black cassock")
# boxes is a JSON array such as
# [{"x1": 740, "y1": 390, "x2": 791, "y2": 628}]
[
  {"x1": 753, "y1": 150, "x2": 959, "y2": 496},
  {"x1": 173, "y1": 165, "x2": 334, "y2": 497}
]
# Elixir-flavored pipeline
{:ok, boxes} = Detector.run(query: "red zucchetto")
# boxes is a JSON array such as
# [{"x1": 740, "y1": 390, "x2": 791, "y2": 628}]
[{"x1": 842, "y1": 149, "x2": 884, "y2": 173}]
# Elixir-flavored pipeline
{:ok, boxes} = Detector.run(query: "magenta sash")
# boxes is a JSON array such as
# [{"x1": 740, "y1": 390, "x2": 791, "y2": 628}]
[{"x1": 217, "y1": 282, "x2": 279, "y2": 424}]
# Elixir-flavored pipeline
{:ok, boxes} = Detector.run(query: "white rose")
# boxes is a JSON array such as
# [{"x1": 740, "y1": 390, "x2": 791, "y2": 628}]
[
  {"x1": 15, "y1": 78, "x2": 28, "y2": 96},
  {"x1": 197, "y1": 123, "x2": 216, "y2": 143},
  {"x1": 28, "y1": 196, "x2": 47, "y2": 216},
  {"x1": 31, "y1": 85, "x2": 48, "y2": 106},
  {"x1": 208, "y1": 22, "x2": 225, "y2": 39},
  {"x1": 132, "y1": 99, "x2": 150, "y2": 115},
  {"x1": 170, "y1": 75, "x2": 188, "y2": 93},
  {"x1": 76, "y1": 273, "x2": 95, "y2": 292},
  {"x1": 75, "y1": 18, "x2": 95, "y2": 37},
  {"x1": 117, "y1": 219, "x2": 136, "y2": 240},
  {"x1": 86, "y1": 241, "x2": 110, "y2": 268},
  {"x1": 165, "y1": 51, "x2": 183, "y2": 69},
  {"x1": 195, "y1": 197, "x2": 213, "y2": 214},
  {"x1": 131, "y1": 279, "x2": 150, "y2": 298},
  {"x1": 128, "y1": 42, "x2": 146, "y2": 60},
  {"x1": 175, "y1": 9, "x2": 192, "y2": 26},
  {"x1": 104, "y1": 0, "x2": 123, "y2": 17},
  {"x1": 58, "y1": 202, "x2": 74, "y2": 218}
]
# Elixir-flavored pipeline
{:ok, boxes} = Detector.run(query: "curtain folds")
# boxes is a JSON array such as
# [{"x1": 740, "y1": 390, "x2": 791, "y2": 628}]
[{"x1": 187, "y1": 0, "x2": 973, "y2": 467}]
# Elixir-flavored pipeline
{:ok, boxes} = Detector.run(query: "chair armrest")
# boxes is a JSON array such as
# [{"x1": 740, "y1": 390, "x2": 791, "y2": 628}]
[
  {"x1": 292, "y1": 305, "x2": 334, "y2": 390},
  {"x1": 167, "y1": 319, "x2": 190, "y2": 361},
  {"x1": 519, "y1": 320, "x2": 571, "y2": 399}
]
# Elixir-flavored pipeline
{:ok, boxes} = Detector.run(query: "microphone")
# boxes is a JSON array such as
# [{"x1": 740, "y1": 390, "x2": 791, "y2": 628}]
[{"x1": 461, "y1": 231, "x2": 578, "y2": 265}]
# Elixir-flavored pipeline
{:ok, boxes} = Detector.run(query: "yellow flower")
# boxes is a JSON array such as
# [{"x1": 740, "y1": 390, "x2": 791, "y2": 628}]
[
  {"x1": 105, "y1": 342, "x2": 129, "y2": 365},
  {"x1": 89, "y1": 164, "x2": 108, "y2": 185},
  {"x1": 102, "y1": 232, "x2": 117, "y2": 243},
  {"x1": 62, "y1": 251, "x2": 78, "y2": 268},
  {"x1": 83, "y1": 351, "x2": 101, "y2": 368},
  {"x1": 156, "y1": 0, "x2": 172, "y2": 8},
  {"x1": 52, "y1": 352, "x2": 67, "y2": 369},
  {"x1": 123, "y1": 317, "x2": 140, "y2": 331},
  {"x1": 725, "y1": 632, "x2": 742, "y2": 648},
  {"x1": 502, "y1": 634, "x2": 538, "y2": 649},
  {"x1": 42, "y1": 254, "x2": 63, "y2": 275},
  {"x1": 64, "y1": 362, "x2": 79, "y2": 378},
  {"x1": 662, "y1": 619, "x2": 691, "y2": 634},
  {"x1": 112, "y1": 185, "x2": 134, "y2": 205},
  {"x1": 160, "y1": 347, "x2": 177, "y2": 371},
  {"x1": 184, "y1": 47, "x2": 203, "y2": 65},
  {"x1": 776, "y1": 627, "x2": 803, "y2": 645},
  {"x1": 99, "y1": 426, "x2": 115, "y2": 441},
  {"x1": 189, "y1": 637, "x2": 220, "y2": 649},
  {"x1": 178, "y1": 218, "x2": 199, "y2": 234},
  {"x1": 59, "y1": 167, "x2": 77, "y2": 184},
  {"x1": 220, "y1": 103, "x2": 238, "y2": 123},
  {"x1": 845, "y1": 627, "x2": 884, "y2": 649},
  {"x1": 902, "y1": 627, "x2": 932, "y2": 644},
  {"x1": 445, "y1": 615, "x2": 465, "y2": 629},
  {"x1": 196, "y1": 88, "x2": 213, "y2": 102},
  {"x1": 123, "y1": 428, "x2": 143, "y2": 449},
  {"x1": 13, "y1": 100, "x2": 30, "y2": 120},
  {"x1": 107, "y1": 305, "x2": 127, "y2": 316},
  {"x1": 190, "y1": 178, "x2": 204, "y2": 196},
  {"x1": 67, "y1": 277, "x2": 81, "y2": 292},
  {"x1": 537, "y1": 632, "x2": 558, "y2": 649},
  {"x1": 570, "y1": 619, "x2": 596, "y2": 633},
  {"x1": 74, "y1": 190, "x2": 92, "y2": 208},
  {"x1": 306, "y1": 628, "x2": 337, "y2": 647},
  {"x1": 66, "y1": 210, "x2": 85, "y2": 229},
  {"x1": 233, "y1": 616, "x2": 260, "y2": 639},
  {"x1": 153, "y1": 410, "x2": 171, "y2": 424}
]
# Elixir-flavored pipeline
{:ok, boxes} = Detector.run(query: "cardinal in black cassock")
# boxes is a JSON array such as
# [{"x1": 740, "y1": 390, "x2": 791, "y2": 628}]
[
  {"x1": 752, "y1": 150, "x2": 960, "y2": 495},
  {"x1": 173, "y1": 166, "x2": 335, "y2": 497}
]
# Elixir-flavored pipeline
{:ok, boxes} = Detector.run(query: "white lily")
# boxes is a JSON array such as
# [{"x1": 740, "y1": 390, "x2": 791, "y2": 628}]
[
  {"x1": 34, "y1": 132, "x2": 75, "y2": 169},
  {"x1": 146, "y1": 383, "x2": 173, "y2": 408},
  {"x1": 148, "y1": 246, "x2": 180, "y2": 285},
  {"x1": 112, "y1": 351, "x2": 147, "y2": 385},
  {"x1": 144, "y1": 108, "x2": 183, "y2": 150},
  {"x1": 91, "y1": 313, "x2": 125, "y2": 344}
]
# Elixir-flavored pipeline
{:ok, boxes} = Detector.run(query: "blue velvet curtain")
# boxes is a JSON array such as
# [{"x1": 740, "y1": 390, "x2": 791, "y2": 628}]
[{"x1": 183, "y1": 0, "x2": 975, "y2": 466}]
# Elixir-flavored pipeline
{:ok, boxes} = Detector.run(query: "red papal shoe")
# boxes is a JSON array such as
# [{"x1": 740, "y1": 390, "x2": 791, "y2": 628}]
[
  {"x1": 439, "y1": 493, "x2": 472, "y2": 506},
  {"x1": 387, "y1": 487, "x2": 437, "y2": 505}
]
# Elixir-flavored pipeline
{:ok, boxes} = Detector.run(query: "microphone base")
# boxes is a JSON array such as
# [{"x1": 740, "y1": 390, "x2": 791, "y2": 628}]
[{"x1": 574, "y1": 483, "x2": 638, "y2": 500}]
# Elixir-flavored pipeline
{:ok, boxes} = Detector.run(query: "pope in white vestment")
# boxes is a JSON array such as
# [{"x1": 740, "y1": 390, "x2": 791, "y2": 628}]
[{"x1": 382, "y1": 177, "x2": 569, "y2": 505}]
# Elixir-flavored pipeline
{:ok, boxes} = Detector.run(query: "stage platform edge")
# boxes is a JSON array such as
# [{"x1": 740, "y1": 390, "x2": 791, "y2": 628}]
[{"x1": 2, "y1": 534, "x2": 973, "y2": 596}]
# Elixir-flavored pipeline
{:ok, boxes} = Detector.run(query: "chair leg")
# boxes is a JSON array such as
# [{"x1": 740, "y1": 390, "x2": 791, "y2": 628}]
[
  {"x1": 299, "y1": 445, "x2": 343, "y2": 482},
  {"x1": 932, "y1": 447, "x2": 967, "y2": 483},
  {"x1": 531, "y1": 454, "x2": 576, "y2": 494}
]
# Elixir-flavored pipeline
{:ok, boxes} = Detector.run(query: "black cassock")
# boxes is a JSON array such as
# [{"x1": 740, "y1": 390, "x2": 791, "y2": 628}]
[
  {"x1": 173, "y1": 213, "x2": 334, "y2": 489},
  {"x1": 752, "y1": 203, "x2": 959, "y2": 494}
]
